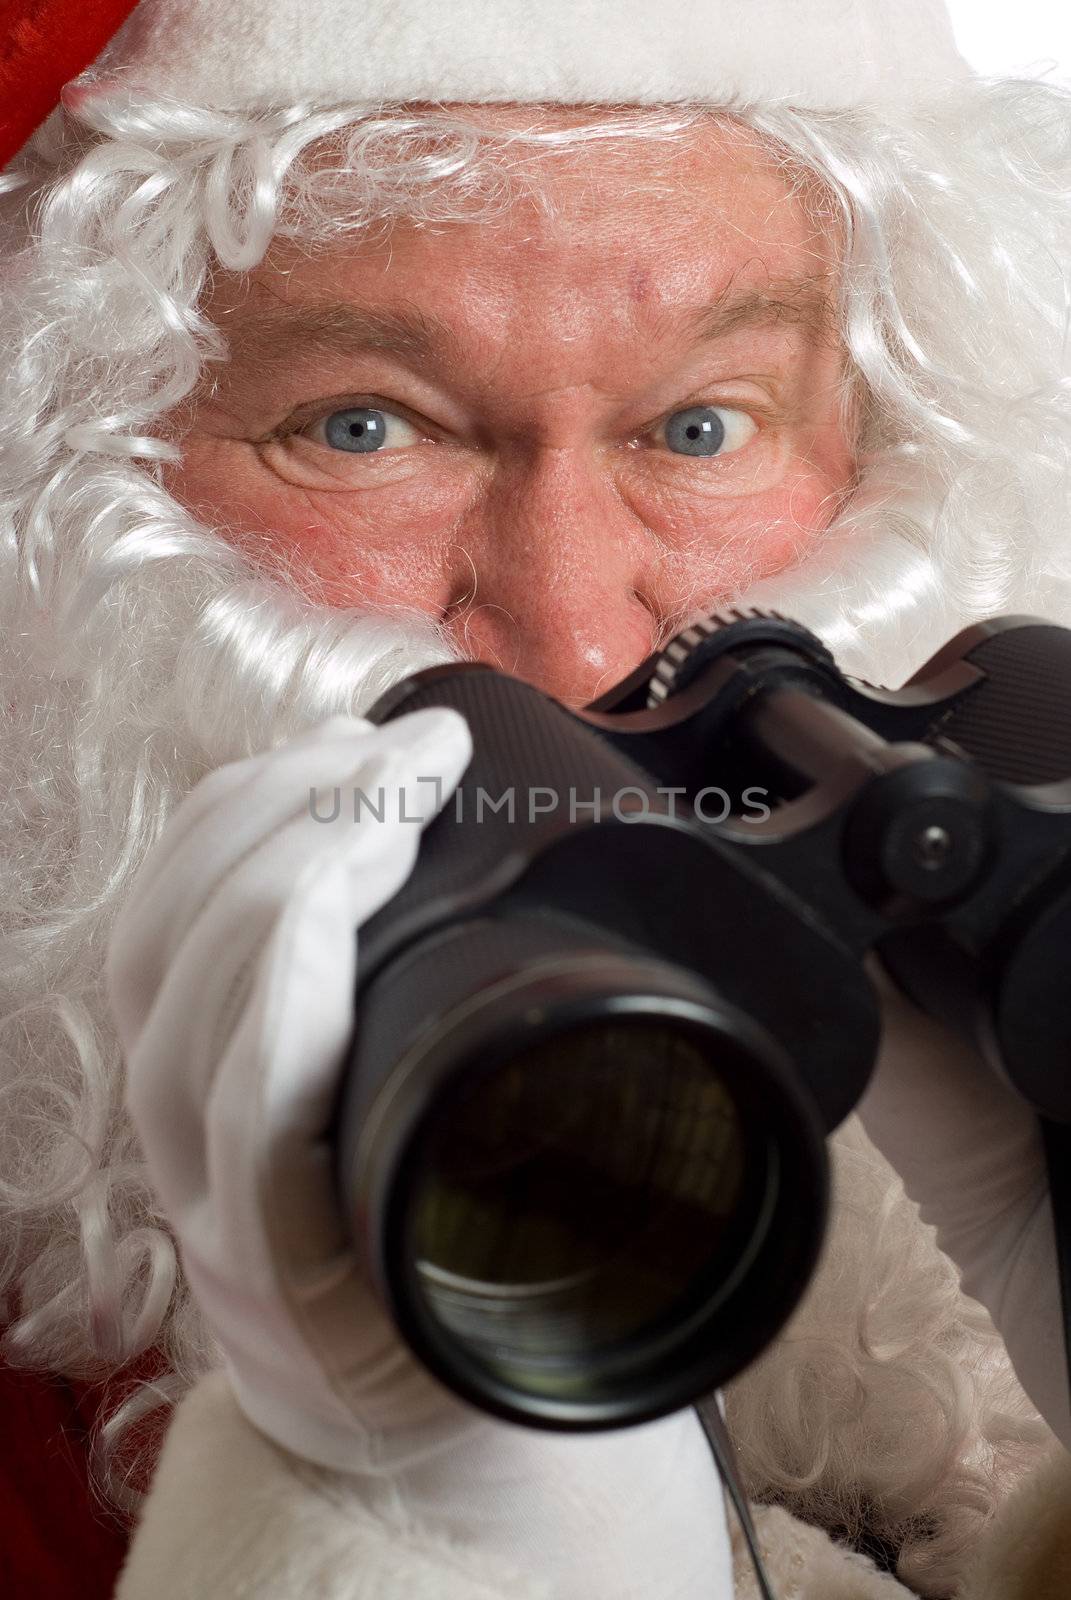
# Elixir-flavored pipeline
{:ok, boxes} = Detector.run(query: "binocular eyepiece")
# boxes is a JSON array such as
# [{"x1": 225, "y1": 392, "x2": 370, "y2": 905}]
[{"x1": 332, "y1": 608, "x2": 1071, "y2": 1433}]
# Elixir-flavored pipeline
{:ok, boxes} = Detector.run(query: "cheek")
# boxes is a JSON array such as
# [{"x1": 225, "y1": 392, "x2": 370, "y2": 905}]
[
  {"x1": 744, "y1": 470, "x2": 852, "y2": 574},
  {"x1": 165, "y1": 441, "x2": 469, "y2": 613},
  {"x1": 636, "y1": 465, "x2": 855, "y2": 600}
]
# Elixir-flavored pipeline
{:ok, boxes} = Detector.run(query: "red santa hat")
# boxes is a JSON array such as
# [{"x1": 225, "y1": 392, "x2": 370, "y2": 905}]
[
  {"x1": 1, "y1": 0, "x2": 971, "y2": 170},
  {"x1": 0, "y1": 0, "x2": 136, "y2": 166}
]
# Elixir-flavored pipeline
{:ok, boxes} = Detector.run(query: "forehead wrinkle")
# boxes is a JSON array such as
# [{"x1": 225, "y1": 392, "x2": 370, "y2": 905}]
[{"x1": 214, "y1": 268, "x2": 842, "y2": 398}]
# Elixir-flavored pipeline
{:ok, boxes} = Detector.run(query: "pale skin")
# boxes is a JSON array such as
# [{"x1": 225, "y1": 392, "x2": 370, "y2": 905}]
[{"x1": 167, "y1": 112, "x2": 859, "y2": 707}]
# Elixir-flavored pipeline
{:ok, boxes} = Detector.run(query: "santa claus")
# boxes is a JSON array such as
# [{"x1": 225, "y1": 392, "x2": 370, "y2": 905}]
[{"x1": 1, "y1": 1, "x2": 1070, "y2": 1596}]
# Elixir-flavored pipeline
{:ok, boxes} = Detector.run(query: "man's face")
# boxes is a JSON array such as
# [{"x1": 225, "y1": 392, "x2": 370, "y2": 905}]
[{"x1": 168, "y1": 114, "x2": 857, "y2": 707}]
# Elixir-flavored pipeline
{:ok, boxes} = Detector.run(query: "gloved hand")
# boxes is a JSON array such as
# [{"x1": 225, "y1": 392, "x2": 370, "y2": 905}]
[
  {"x1": 856, "y1": 960, "x2": 1071, "y2": 1450},
  {"x1": 105, "y1": 709, "x2": 733, "y2": 1599}
]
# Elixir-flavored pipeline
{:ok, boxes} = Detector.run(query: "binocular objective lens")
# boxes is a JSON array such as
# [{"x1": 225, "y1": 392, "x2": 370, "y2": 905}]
[{"x1": 405, "y1": 1018, "x2": 753, "y2": 1400}]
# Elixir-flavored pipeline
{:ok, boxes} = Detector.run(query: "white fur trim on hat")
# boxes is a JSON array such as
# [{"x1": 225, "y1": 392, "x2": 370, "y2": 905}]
[{"x1": 82, "y1": 0, "x2": 971, "y2": 115}]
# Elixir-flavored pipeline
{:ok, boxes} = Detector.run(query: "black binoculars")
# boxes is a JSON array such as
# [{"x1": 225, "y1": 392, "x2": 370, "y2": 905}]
[{"x1": 331, "y1": 608, "x2": 1071, "y2": 1433}]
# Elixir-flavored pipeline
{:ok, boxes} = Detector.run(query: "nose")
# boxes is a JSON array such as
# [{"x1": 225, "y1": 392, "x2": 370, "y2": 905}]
[{"x1": 442, "y1": 450, "x2": 664, "y2": 707}]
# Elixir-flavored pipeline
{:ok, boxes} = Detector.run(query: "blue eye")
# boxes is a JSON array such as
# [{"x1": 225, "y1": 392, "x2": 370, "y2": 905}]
[
  {"x1": 665, "y1": 407, "x2": 724, "y2": 455},
  {"x1": 325, "y1": 408, "x2": 386, "y2": 452},
  {"x1": 658, "y1": 405, "x2": 756, "y2": 458},
  {"x1": 314, "y1": 406, "x2": 421, "y2": 453}
]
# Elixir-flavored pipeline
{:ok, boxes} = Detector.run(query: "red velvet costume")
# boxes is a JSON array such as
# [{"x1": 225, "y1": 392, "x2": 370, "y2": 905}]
[{"x1": 0, "y1": 1361, "x2": 128, "y2": 1596}]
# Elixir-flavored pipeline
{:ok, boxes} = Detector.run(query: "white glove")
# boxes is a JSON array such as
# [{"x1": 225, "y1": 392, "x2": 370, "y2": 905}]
[
  {"x1": 106, "y1": 709, "x2": 733, "y2": 1598},
  {"x1": 856, "y1": 960, "x2": 1071, "y2": 1450}
]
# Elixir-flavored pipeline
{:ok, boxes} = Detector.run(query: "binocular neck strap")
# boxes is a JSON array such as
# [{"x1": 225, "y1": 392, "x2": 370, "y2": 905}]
[{"x1": 693, "y1": 1399, "x2": 778, "y2": 1600}]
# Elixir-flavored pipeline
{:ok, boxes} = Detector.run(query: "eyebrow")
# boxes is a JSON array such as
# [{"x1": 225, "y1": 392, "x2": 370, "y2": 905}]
[
  {"x1": 688, "y1": 274, "x2": 840, "y2": 346},
  {"x1": 229, "y1": 274, "x2": 840, "y2": 367},
  {"x1": 229, "y1": 303, "x2": 464, "y2": 366}
]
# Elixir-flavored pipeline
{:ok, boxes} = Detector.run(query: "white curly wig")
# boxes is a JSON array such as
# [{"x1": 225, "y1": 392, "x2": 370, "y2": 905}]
[{"x1": 0, "y1": 73, "x2": 1069, "y2": 1596}]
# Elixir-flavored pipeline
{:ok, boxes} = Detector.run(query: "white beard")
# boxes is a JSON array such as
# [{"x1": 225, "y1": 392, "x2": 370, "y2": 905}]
[{"x1": 0, "y1": 533, "x2": 452, "y2": 1399}]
